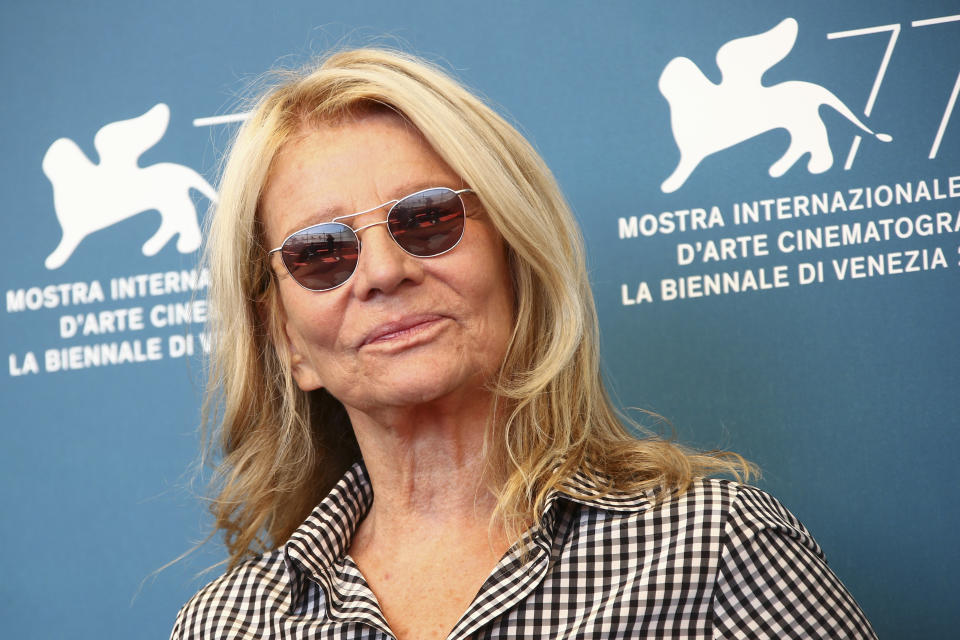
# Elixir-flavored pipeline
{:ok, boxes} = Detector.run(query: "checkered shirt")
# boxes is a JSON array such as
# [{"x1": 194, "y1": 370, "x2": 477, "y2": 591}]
[{"x1": 171, "y1": 462, "x2": 877, "y2": 639}]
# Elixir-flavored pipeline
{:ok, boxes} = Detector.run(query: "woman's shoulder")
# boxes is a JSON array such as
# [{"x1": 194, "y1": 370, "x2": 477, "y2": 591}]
[
  {"x1": 685, "y1": 478, "x2": 814, "y2": 531},
  {"x1": 169, "y1": 549, "x2": 289, "y2": 640},
  {"x1": 566, "y1": 474, "x2": 822, "y2": 560},
  {"x1": 658, "y1": 478, "x2": 821, "y2": 554},
  {"x1": 582, "y1": 478, "x2": 875, "y2": 636},
  {"x1": 693, "y1": 480, "x2": 877, "y2": 637}
]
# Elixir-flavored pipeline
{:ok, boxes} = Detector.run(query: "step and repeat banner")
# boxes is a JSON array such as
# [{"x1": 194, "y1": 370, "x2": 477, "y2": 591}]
[{"x1": 2, "y1": 1, "x2": 956, "y2": 638}]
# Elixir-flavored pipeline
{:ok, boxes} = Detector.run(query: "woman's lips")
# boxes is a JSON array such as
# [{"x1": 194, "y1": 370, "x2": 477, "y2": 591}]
[{"x1": 360, "y1": 314, "x2": 446, "y2": 347}]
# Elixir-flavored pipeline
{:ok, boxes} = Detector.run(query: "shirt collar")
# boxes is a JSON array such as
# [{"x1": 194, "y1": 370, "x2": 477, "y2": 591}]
[
  {"x1": 282, "y1": 460, "x2": 653, "y2": 614},
  {"x1": 284, "y1": 461, "x2": 377, "y2": 619},
  {"x1": 558, "y1": 466, "x2": 657, "y2": 512}
]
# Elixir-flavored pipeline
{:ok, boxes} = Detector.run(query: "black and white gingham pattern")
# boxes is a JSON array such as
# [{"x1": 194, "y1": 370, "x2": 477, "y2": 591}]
[{"x1": 171, "y1": 463, "x2": 877, "y2": 639}]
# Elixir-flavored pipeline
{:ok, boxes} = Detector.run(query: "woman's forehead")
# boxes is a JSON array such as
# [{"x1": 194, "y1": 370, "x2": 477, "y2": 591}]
[{"x1": 261, "y1": 113, "x2": 462, "y2": 239}]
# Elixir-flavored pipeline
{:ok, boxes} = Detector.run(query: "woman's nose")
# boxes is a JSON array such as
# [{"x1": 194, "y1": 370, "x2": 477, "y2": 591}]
[{"x1": 351, "y1": 223, "x2": 425, "y2": 299}]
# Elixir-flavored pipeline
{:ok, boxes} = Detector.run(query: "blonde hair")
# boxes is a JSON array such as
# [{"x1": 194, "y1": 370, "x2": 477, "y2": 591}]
[{"x1": 204, "y1": 48, "x2": 752, "y2": 570}]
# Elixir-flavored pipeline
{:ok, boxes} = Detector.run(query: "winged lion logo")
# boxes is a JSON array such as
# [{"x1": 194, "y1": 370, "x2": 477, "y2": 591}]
[
  {"x1": 42, "y1": 103, "x2": 217, "y2": 269},
  {"x1": 659, "y1": 17, "x2": 892, "y2": 193}
]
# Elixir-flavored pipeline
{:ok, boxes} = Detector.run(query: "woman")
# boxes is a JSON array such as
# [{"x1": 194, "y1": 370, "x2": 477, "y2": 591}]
[{"x1": 172, "y1": 49, "x2": 876, "y2": 639}]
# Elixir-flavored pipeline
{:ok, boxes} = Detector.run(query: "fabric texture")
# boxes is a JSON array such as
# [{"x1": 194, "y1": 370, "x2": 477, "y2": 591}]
[{"x1": 171, "y1": 462, "x2": 877, "y2": 639}]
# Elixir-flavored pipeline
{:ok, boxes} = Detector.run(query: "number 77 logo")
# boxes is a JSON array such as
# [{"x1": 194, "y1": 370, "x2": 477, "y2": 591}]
[{"x1": 828, "y1": 13, "x2": 960, "y2": 168}]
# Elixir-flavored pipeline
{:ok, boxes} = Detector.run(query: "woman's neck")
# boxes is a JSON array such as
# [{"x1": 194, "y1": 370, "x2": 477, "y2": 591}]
[
  {"x1": 342, "y1": 395, "x2": 516, "y2": 640},
  {"x1": 347, "y1": 395, "x2": 498, "y2": 539}
]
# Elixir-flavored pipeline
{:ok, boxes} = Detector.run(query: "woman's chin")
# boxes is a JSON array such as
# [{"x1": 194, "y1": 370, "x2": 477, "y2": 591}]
[{"x1": 335, "y1": 362, "x2": 490, "y2": 416}]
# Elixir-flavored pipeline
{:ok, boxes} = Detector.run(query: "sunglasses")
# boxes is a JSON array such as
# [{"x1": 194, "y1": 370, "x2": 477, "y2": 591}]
[{"x1": 268, "y1": 186, "x2": 473, "y2": 291}]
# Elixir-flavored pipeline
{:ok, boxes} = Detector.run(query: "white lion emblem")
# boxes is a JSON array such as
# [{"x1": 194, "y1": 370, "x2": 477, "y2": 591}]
[
  {"x1": 659, "y1": 17, "x2": 892, "y2": 193},
  {"x1": 43, "y1": 103, "x2": 217, "y2": 269}
]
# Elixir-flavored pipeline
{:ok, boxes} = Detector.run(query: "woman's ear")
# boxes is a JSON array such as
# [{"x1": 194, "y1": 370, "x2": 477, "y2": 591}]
[
  {"x1": 284, "y1": 320, "x2": 324, "y2": 391},
  {"x1": 259, "y1": 282, "x2": 324, "y2": 391}
]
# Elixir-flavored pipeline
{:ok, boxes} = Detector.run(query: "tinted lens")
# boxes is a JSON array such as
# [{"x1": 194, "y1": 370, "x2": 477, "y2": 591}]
[
  {"x1": 280, "y1": 222, "x2": 359, "y2": 291},
  {"x1": 387, "y1": 188, "x2": 465, "y2": 256}
]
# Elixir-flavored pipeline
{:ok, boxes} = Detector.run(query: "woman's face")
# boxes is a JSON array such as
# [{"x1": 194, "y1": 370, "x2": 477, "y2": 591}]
[{"x1": 260, "y1": 113, "x2": 515, "y2": 415}]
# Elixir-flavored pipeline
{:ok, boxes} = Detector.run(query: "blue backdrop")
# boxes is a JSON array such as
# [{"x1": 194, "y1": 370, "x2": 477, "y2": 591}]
[{"x1": 2, "y1": 2, "x2": 957, "y2": 638}]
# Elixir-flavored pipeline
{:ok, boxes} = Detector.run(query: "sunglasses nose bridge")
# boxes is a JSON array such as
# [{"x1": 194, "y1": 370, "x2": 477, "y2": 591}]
[
  {"x1": 349, "y1": 219, "x2": 427, "y2": 299},
  {"x1": 351, "y1": 219, "x2": 391, "y2": 236},
  {"x1": 353, "y1": 217, "x2": 416, "y2": 263}
]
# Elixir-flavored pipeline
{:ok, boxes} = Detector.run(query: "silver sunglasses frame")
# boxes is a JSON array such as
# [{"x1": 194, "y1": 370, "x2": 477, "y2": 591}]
[{"x1": 267, "y1": 187, "x2": 474, "y2": 292}]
